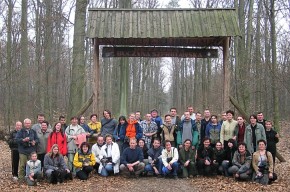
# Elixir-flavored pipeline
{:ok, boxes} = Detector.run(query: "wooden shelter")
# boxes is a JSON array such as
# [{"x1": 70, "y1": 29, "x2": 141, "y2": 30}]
[{"x1": 87, "y1": 8, "x2": 241, "y2": 113}]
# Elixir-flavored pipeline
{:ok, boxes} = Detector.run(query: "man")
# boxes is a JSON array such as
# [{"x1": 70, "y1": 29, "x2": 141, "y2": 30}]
[
  {"x1": 145, "y1": 138, "x2": 163, "y2": 177},
  {"x1": 161, "y1": 140, "x2": 179, "y2": 179},
  {"x1": 257, "y1": 112, "x2": 267, "y2": 128},
  {"x1": 170, "y1": 107, "x2": 181, "y2": 126},
  {"x1": 219, "y1": 112, "x2": 227, "y2": 125},
  {"x1": 140, "y1": 114, "x2": 158, "y2": 149},
  {"x1": 161, "y1": 114, "x2": 178, "y2": 147},
  {"x1": 36, "y1": 121, "x2": 52, "y2": 168},
  {"x1": 120, "y1": 138, "x2": 145, "y2": 178},
  {"x1": 181, "y1": 106, "x2": 196, "y2": 121},
  {"x1": 16, "y1": 118, "x2": 39, "y2": 181},
  {"x1": 32, "y1": 114, "x2": 45, "y2": 131},
  {"x1": 92, "y1": 135, "x2": 105, "y2": 171},
  {"x1": 201, "y1": 109, "x2": 211, "y2": 127},
  {"x1": 195, "y1": 112, "x2": 206, "y2": 145},
  {"x1": 177, "y1": 111, "x2": 199, "y2": 149},
  {"x1": 101, "y1": 110, "x2": 118, "y2": 137},
  {"x1": 59, "y1": 115, "x2": 67, "y2": 133},
  {"x1": 8, "y1": 121, "x2": 22, "y2": 181},
  {"x1": 135, "y1": 111, "x2": 142, "y2": 123},
  {"x1": 151, "y1": 109, "x2": 163, "y2": 139}
]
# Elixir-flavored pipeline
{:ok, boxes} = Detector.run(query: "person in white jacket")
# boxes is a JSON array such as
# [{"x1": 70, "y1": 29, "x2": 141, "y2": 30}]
[
  {"x1": 161, "y1": 140, "x2": 179, "y2": 179},
  {"x1": 98, "y1": 134, "x2": 120, "y2": 176}
]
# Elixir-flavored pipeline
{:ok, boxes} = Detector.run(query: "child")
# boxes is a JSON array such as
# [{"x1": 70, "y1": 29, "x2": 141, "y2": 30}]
[{"x1": 26, "y1": 152, "x2": 42, "y2": 186}]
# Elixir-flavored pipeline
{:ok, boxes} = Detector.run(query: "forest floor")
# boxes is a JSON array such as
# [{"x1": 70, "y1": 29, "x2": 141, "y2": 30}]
[{"x1": 1, "y1": 122, "x2": 290, "y2": 192}]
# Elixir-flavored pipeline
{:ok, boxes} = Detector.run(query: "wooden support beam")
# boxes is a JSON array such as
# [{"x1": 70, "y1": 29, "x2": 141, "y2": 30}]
[
  {"x1": 102, "y1": 47, "x2": 218, "y2": 58},
  {"x1": 93, "y1": 39, "x2": 100, "y2": 117},
  {"x1": 223, "y1": 37, "x2": 230, "y2": 111}
]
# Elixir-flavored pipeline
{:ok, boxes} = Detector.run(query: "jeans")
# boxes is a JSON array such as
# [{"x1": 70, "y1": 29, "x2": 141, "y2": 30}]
[
  {"x1": 76, "y1": 166, "x2": 94, "y2": 180},
  {"x1": 144, "y1": 159, "x2": 163, "y2": 175},
  {"x1": 67, "y1": 153, "x2": 75, "y2": 173},
  {"x1": 100, "y1": 164, "x2": 114, "y2": 176},
  {"x1": 162, "y1": 162, "x2": 179, "y2": 176},
  {"x1": 222, "y1": 160, "x2": 230, "y2": 176}
]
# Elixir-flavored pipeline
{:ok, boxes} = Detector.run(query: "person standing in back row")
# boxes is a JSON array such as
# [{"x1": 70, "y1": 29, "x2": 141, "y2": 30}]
[
  {"x1": 8, "y1": 121, "x2": 23, "y2": 181},
  {"x1": 101, "y1": 110, "x2": 118, "y2": 137},
  {"x1": 220, "y1": 110, "x2": 238, "y2": 149}
]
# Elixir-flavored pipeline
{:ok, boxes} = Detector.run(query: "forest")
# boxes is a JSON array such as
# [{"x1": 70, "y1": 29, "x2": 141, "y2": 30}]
[{"x1": 0, "y1": 0, "x2": 289, "y2": 131}]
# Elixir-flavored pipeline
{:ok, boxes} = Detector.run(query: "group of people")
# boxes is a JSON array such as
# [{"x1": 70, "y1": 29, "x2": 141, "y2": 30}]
[{"x1": 7, "y1": 107, "x2": 279, "y2": 186}]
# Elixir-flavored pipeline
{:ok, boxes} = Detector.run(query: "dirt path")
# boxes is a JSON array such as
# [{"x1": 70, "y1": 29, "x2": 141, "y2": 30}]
[{"x1": 1, "y1": 122, "x2": 290, "y2": 191}]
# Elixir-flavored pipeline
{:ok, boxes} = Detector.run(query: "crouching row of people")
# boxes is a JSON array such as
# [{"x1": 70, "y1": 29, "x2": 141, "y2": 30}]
[{"x1": 204, "y1": 138, "x2": 276, "y2": 185}]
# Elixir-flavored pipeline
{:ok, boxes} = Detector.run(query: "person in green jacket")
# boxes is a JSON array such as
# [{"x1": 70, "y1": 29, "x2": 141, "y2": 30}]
[{"x1": 178, "y1": 139, "x2": 198, "y2": 178}]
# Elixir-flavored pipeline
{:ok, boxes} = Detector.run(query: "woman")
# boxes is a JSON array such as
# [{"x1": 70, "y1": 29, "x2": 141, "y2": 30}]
[
  {"x1": 73, "y1": 142, "x2": 96, "y2": 180},
  {"x1": 65, "y1": 116, "x2": 86, "y2": 172},
  {"x1": 138, "y1": 139, "x2": 149, "y2": 164},
  {"x1": 265, "y1": 121, "x2": 279, "y2": 164},
  {"x1": 234, "y1": 116, "x2": 246, "y2": 144},
  {"x1": 205, "y1": 115, "x2": 222, "y2": 148},
  {"x1": 99, "y1": 134, "x2": 120, "y2": 176},
  {"x1": 87, "y1": 114, "x2": 102, "y2": 144},
  {"x1": 197, "y1": 137, "x2": 215, "y2": 176},
  {"x1": 47, "y1": 122, "x2": 67, "y2": 156},
  {"x1": 213, "y1": 141, "x2": 225, "y2": 175},
  {"x1": 119, "y1": 113, "x2": 143, "y2": 151},
  {"x1": 44, "y1": 144, "x2": 72, "y2": 184},
  {"x1": 179, "y1": 139, "x2": 197, "y2": 178},
  {"x1": 101, "y1": 110, "x2": 118, "y2": 137},
  {"x1": 244, "y1": 115, "x2": 266, "y2": 153},
  {"x1": 220, "y1": 110, "x2": 238, "y2": 149},
  {"x1": 221, "y1": 139, "x2": 237, "y2": 177},
  {"x1": 228, "y1": 142, "x2": 252, "y2": 180},
  {"x1": 113, "y1": 116, "x2": 128, "y2": 154},
  {"x1": 252, "y1": 139, "x2": 274, "y2": 185}
]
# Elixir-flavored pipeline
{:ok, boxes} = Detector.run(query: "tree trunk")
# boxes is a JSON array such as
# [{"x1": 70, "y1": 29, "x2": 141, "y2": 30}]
[{"x1": 68, "y1": 0, "x2": 88, "y2": 118}]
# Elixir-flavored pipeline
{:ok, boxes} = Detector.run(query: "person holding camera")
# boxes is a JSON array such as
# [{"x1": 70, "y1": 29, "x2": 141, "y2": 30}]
[
  {"x1": 73, "y1": 142, "x2": 96, "y2": 180},
  {"x1": 145, "y1": 138, "x2": 163, "y2": 177},
  {"x1": 16, "y1": 118, "x2": 39, "y2": 182},
  {"x1": 44, "y1": 144, "x2": 72, "y2": 184},
  {"x1": 252, "y1": 139, "x2": 274, "y2": 185},
  {"x1": 98, "y1": 134, "x2": 120, "y2": 176},
  {"x1": 196, "y1": 137, "x2": 215, "y2": 176},
  {"x1": 161, "y1": 140, "x2": 179, "y2": 179}
]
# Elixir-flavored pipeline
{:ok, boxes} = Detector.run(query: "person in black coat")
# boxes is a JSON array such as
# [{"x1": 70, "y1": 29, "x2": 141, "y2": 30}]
[
  {"x1": 7, "y1": 121, "x2": 22, "y2": 180},
  {"x1": 197, "y1": 137, "x2": 215, "y2": 176},
  {"x1": 221, "y1": 139, "x2": 237, "y2": 176},
  {"x1": 265, "y1": 121, "x2": 279, "y2": 164}
]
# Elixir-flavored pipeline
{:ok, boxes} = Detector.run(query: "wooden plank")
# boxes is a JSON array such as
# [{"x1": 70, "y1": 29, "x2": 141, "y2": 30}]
[
  {"x1": 146, "y1": 11, "x2": 151, "y2": 38},
  {"x1": 160, "y1": 11, "x2": 165, "y2": 38},
  {"x1": 106, "y1": 11, "x2": 112, "y2": 38},
  {"x1": 132, "y1": 11, "x2": 137, "y2": 38},
  {"x1": 111, "y1": 11, "x2": 116, "y2": 38},
  {"x1": 137, "y1": 11, "x2": 141, "y2": 38},
  {"x1": 183, "y1": 10, "x2": 189, "y2": 37},
  {"x1": 114, "y1": 11, "x2": 121, "y2": 38},
  {"x1": 102, "y1": 47, "x2": 218, "y2": 58},
  {"x1": 128, "y1": 11, "x2": 133, "y2": 38}
]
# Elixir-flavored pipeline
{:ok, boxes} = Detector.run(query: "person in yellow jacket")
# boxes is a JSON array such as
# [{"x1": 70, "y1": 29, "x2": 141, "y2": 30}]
[
  {"x1": 73, "y1": 142, "x2": 96, "y2": 180},
  {"x1": 87, "y1": 114, "x2": 101, "y2": 144}
]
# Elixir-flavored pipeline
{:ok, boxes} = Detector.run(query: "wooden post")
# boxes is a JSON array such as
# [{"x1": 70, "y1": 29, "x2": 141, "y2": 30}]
[
  {"x1": 223, "y1": 37, "x2": 230, "y2": 111},
  {"x1": 93, "y1": 38, "x2": 100, "y2": 117}
]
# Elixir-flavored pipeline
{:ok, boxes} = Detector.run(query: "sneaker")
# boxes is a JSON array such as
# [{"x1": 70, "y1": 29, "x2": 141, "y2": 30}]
[{"x1": 12, "y1": 176, "x2": 18, "y2": 181}]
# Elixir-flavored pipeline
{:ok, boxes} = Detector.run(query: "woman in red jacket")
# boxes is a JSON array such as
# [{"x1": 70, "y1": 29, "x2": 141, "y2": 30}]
[{"x1": 47, "y1": 122, "x2": 67, "y2": 156}]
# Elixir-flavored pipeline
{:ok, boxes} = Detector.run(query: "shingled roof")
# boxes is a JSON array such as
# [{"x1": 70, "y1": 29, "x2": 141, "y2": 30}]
[{"x1": 87, "y1": 8, "x2": 240, "y2": 47}]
